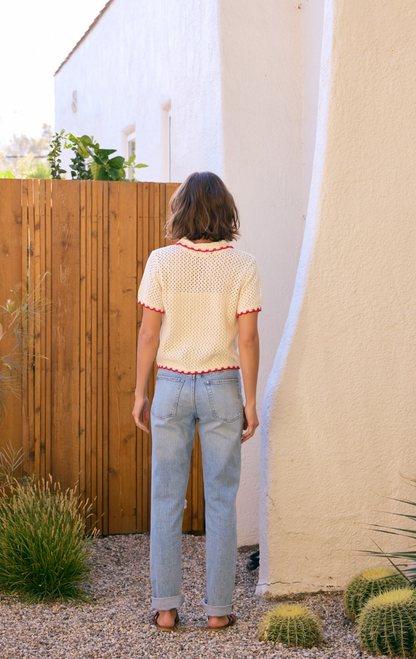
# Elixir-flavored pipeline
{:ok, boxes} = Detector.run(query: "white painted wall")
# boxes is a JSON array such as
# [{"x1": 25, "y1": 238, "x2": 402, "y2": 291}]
[
  {"x1": 55, "y1": 0, "x2": 319, "y2": 546},
  {"x1": 219, "y1": 0, "x2": 305, "y2": 545},
  {"x1": 55, "y1": 0, "x2": 223, "y2": 180},
  {"x1": 258, "y1": 0, "x2": 416, "y2": 596}
]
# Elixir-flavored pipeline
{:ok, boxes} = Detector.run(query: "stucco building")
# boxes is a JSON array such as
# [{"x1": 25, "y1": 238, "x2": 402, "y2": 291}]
[{"x1": 55, "y1": 0, "x2": 416, "y2": 597}]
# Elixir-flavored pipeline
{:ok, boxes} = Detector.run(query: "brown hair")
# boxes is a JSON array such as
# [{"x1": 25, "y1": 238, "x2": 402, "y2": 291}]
[{"x1": 166, "y1": 171, "x2": 241, "y2": 242}]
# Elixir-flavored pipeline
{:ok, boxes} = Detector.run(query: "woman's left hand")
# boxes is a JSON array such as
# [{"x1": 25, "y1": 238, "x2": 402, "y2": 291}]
[{"x1": 132, "y1": 396, "x2": 150, "y2": 434}]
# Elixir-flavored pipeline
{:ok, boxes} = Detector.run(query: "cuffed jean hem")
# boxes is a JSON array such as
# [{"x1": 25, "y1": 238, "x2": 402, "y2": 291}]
[
  {"x1": 202, "y1": 597, "x2": 233, "y2": 616},
  {"x1": 151, "y1": 595, "x2": 185, "y2": 610}
]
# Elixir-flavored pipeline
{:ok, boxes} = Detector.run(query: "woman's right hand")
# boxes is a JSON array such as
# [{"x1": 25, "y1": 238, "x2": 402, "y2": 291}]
[
  {"x1": 132, "y1": 395, "x2": 150, "y2": 434},
  {"x1": 241, "y1": 404, "x2": 259, "y2": 443}
]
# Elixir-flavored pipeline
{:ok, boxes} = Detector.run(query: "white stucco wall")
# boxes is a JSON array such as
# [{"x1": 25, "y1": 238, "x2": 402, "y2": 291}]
[
  {"x1": 55, "y1": 0, "x2": 223, "y2": 180},
  {"x1": 219, "y1": 0, "x2": 305, "y2": 546},
  {"x1": 258, "y1": 0, "x2": 416, "y2": 596},
  {"x1": 55, "y1": 0, "x2": 320, "y2": 545}
]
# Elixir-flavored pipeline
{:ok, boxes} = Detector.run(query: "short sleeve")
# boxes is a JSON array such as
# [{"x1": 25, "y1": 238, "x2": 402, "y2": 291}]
[
  {"x1": 137, "y1": 252, "x2": 165, "y2": 313},
  {"x1": 237, "y1": 258, "x2": 262, "y2": 317}
]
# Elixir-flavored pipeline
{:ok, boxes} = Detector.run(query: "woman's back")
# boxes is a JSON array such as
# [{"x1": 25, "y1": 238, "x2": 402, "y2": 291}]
[{"x1": 138, "y1": 236, "x2": 262, "y2": 374}]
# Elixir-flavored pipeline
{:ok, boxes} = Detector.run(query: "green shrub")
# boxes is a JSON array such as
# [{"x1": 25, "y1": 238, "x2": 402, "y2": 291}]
[
  {"x1": 0, "y1": 474, "x2": 99, "y2": 603},
  {"x1": 357, "y1": 588, "x2": 416, "y2": 657},
  {"x1": 259, "y1": 603, "x2": 323, "y2": 648},
  {"x1": 344, "y1": 567, "x2": 409, "y2": 621}
]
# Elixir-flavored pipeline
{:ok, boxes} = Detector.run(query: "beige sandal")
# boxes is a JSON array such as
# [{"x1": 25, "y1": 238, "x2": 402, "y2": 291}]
[
  {"x1": 206, "y1": 613, "x2": 236, "y2": 631},
  {"x1": 152, "y1": 610, "x2": 179, "y2": 632}
]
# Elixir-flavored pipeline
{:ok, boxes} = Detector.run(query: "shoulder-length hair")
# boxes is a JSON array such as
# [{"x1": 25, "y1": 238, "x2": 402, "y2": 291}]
[{"x1": 165, "y1": 171, "x2": 241, "y2": 242}]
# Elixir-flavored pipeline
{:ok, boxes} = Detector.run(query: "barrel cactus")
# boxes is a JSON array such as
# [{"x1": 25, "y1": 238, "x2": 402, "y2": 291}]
[
  {"x1": 344, "y1": 567, "x2": 409, "y2": 621},
  {"x1": 357, "y1": 588, "x2": 416, "y2": 657},
  {"x1": 259, "y1": 603, "x2": 323, "y2": 648}
]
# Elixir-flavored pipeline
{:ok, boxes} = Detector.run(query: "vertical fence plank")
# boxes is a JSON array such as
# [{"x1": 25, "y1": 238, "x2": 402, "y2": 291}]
[
  {"x1": 21, "y1": 180, "x2": 29, "y2": 476},
  {"x1": 141, "y1": 183, "x2": 150, "y2": 531},
  {"x1": 85, "y1": 181, "x2": 93, "y2": 523},
  {"x1": 96, "y1": 181, "x2": 104, "y2": 534},
  {"x1": 0, "y1": 180, "x2": 23, "y2": 472},
  {"x1": 102, "y1": 182, "x2": 110, "y2": 535},
  {"x1": 165, "y1": 184, "x2": 176, "y2": 247},
  {"x1": 145, "y1": 183, "x2": 155, "y2": 532},
  {"x1": 44, "y1": 180, "x2": 52, "y2": 479},
  {"x1": 90, "y1": 180, "x2": 99, "y2": 527},
  {"x1": 136, "y1": 182, "x2": 144, "y2": 532},
  {"x1": 50, "y1": 181, "x2": 80, "y2": 489},
  {"x1": 159, "y1": 183, "x2": 166, "y2": 247},
  {"x1": 108, "y1": 182, "x2": 138, "y2": 533},
  {"x1": 39, "y1": 180, "x2": 47, "y2": 478},
  {"x1": 79, "y1": 181, "x2": 87, "y2": 512},
  {"x1": 27, "y1": 181, "x2": 35, "y2": 473},
  {"x1": 33, "y1": 180, "x2": 42, "y2": 477}
]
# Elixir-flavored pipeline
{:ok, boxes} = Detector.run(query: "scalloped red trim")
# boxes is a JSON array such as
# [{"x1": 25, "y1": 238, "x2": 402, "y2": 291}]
[
  {"x1": 237, "y1": 307, "x2": 262, "y2": 317},
  {"x1": 137, "y1": 301, "x2": 165, "y2": 314},
  {"x1": 174, "y1": 242, "x2": 233, "y2": 252},
  {"x1": 157, "y1": 365, "x2": 240, "y2": 374}
]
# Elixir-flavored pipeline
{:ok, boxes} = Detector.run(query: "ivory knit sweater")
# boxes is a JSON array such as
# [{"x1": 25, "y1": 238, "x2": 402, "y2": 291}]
[{"x1": 137, "y1": 236, "x2": 262, "y2": 374}]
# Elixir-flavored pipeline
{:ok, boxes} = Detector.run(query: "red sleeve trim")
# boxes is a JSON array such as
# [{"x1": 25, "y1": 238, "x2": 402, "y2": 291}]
[
  {"x1": 138, "y1": 301, "x2": 165, "y2": 314},
  {"x1": 237, "y1": 307, "x2": 262, "y2": 317},
  {"x1": 157, "y1": 365, "x2": 240, "y2": 374},
  {"x1": 175, "y1": 242, "x2": 233, "y2": 252}
]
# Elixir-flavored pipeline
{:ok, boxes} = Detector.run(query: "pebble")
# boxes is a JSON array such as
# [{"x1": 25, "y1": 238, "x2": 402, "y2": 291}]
[{"x1": 0, "y1": 533, "x2": 390, "y2": 658}]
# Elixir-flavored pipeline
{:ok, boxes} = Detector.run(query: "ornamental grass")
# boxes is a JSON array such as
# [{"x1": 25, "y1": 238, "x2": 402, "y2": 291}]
[{"x1": 0, "y1": 474, "x2": 99, "y2": 603}]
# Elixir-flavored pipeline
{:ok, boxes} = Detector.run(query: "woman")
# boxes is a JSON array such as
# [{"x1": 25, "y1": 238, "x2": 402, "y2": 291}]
[{"x1": 132, "y1": 171, "x2": 262, "y2": 632}]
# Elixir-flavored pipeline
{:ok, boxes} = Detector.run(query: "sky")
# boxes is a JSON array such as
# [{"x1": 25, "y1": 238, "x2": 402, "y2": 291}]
[{"x1": 0, "y1": 0, "x2": 107, "y2": 147}]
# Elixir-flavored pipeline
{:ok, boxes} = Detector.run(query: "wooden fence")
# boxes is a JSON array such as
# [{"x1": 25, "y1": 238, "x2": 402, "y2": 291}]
[{"x1": 0, "y1": 179, "x2": 204, "y2": 535}]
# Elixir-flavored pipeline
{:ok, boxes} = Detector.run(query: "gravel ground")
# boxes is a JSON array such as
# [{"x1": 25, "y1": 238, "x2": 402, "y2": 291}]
[{"x1": 0, "y1": 533, "x2": 386, "y2": 659}]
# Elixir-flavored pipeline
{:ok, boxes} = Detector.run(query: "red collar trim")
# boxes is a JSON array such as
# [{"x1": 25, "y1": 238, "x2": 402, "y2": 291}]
[{"x1": 175, "y1": 241, "x2": 233, "y2": 252}]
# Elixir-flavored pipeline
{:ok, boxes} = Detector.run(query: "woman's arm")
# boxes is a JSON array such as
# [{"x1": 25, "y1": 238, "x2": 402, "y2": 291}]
[
  {"x1": 132, "y1": 307, "x2": 163, "y2": 434},
  {"x1": 238, "y1": 311, "x2": 260, "y2": 443}
]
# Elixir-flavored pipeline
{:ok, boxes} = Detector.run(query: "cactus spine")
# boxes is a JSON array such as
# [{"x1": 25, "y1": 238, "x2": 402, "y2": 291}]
[
  {"x1": 259, "y1": 603, "x2": 323, "y2": 648},
  {"x1": 357, "y1": 588, "x2": 416, "y2": 657},
  {"x1": 344, "y1": 567, "x2": 409, "y2": 621}
]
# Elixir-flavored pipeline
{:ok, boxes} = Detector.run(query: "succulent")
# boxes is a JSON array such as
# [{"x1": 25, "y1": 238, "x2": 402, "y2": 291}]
[
  {"x1": 259, "y1": 603, "x2": 323, "y2": 648},
  {"x1": 344, "y1": 567, "x2": 409, "y2": 621},
  {"x1": 357, "y1": 588, "x2": 416, "y2": 657}
]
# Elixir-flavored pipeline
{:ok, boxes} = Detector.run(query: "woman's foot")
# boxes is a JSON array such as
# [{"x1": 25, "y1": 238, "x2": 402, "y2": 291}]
[
  {"x1": 206, "y1": 613, "x2": 236, "y2": 631},
  {"x1": 153, "y1": 608, "x2": 178, "y2": 631}
]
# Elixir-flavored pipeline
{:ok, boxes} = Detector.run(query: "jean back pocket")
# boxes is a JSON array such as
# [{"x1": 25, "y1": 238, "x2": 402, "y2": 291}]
[
  {"x1": 151, "y1": 375, "x2": 186, "y2": 419},
  {"x1": 204, "y1": 378, "x2": 243, "y2": 423}
]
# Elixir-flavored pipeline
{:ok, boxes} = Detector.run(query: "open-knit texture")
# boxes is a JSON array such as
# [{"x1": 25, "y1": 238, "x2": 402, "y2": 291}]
[{"x1": 137, "y1": 236, "x2": 262, "y2": 374}]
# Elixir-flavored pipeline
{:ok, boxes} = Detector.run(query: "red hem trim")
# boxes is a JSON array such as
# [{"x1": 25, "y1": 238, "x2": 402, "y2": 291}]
[
  {"x1": 157, "y1": 365, "x2": 240, "y2": 375},
  {"x1": 174, "y1": 242, "x2": 233, "y2": 252},
  {"x1": 137, "y1": 301, "x2": 165, "y2": 314},
  {"x1": 237, "y1": 307, "x2": 262, "y2": 317}
]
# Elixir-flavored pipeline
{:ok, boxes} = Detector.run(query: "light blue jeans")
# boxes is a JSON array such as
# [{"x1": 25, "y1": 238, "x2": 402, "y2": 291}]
[{"x1": 150, "y1": 368, "x2": 245, "y2": 617}]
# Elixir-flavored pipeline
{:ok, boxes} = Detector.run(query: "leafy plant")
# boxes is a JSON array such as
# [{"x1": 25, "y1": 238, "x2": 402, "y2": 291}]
[
  {"x1": 65, "y1": 133, "x2": 147, "y2": 181},
  {"x1": 68, "y1": 145, "x2": 92, "y2": 180},
  {"x1": 344, "y1": 567, "x2": 409, "y2": 621},
  {"x1": 357, "y1": 588, "x2": 416, "y2": 657},
  {"x1": 0, "y1": 272, "x2": 51, "y2": 418},
  {"x1": 259, "y1": 603, "x2": 323, "y2": 648},
  {"x1": 360, "y1": 474, "x2": 416, "y2": 585},
  {"x1": 0, "y1": 171, "x2": 16, "y2": 179},
  {"x1": 0, "y1": 473, "x2": 99, "y2": 603},
  {"x1": 47, "y1": 129, "x2": 66, "y2": 179}
]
